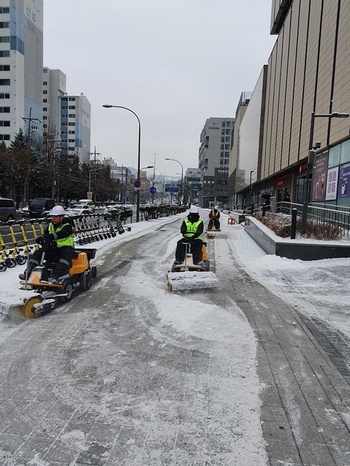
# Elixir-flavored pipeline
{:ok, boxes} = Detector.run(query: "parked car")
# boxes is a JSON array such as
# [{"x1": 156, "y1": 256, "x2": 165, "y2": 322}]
[
  {"x1": 0, "y1": 197, "x2": 17, "y2": 221},
  {"x1": 65, "y1": 206, "x2": 94, "y2": 217},
  {"x1": 28, "y1": 198, "x2": 55, "y2": 218},
  {"x1": 20, "y1": 206, "x2": 30, "y2": 217},
  {"x1": 78, "y1": 199, "x2": 95, "y2": 211}
]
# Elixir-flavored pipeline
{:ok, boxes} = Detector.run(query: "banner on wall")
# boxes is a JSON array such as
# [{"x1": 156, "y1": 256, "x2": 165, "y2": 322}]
[
  {"x1": 325, "y1": 167, "x2": 339, "y2": 201},
  {"x1": 311, "y1": 153, "x2": 328, "y2": 201},
  {"x1": 337, "y1": 164, "x2": 350, "y2": 199}
]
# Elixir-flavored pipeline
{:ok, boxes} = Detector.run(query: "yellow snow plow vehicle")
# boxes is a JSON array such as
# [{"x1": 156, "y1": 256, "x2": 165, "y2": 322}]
[
  {"x1": 166, "y1": 241, "x2": 219, "y2": 292},
  {"x1": 19, "y1": 245, "x2": 97, "y2": 318}
]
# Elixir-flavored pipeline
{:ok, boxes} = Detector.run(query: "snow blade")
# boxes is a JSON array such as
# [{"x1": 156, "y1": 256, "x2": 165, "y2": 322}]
[{"x1": 167, "y1": 271, "x2": 219, "y2": 292}]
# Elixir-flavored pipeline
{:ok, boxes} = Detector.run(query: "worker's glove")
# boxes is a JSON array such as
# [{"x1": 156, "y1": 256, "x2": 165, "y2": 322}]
[
  {"x1": 35, "y1": 236, "x2": 45, "y2": 246},
  {"x1": 36, "y1": 234, "x2": 55, "y2": 247}
]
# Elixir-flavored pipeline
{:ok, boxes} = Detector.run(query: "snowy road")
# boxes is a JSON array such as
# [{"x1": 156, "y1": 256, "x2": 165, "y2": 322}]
[
  {"x1": 0, "y1": 216, "x2": 267, "y2": 465},
  {"x1": 1, "y1": 211, "x2": 350, "y2": 465}
]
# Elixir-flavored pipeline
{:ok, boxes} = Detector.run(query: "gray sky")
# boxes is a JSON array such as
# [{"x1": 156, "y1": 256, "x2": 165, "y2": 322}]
[{"x1": 44, "y1": 0, "x2": 276, "y2": 179}]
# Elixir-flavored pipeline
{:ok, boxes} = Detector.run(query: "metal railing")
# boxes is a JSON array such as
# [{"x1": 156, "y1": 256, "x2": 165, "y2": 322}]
[{"x1": 275, "y1": 201, "x2": 350, "y2": 239}]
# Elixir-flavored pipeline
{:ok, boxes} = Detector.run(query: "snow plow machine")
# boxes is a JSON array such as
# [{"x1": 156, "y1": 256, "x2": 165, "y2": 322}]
[
  {"x1": 19, "y1": 247, "x2": 97, "y2": 318},
  {"x1": 166, "y1": 241, "x2": 219, "y2": 292},
  {"x1": 205, "y1": 224, "x2": 221, "y2": 238}
]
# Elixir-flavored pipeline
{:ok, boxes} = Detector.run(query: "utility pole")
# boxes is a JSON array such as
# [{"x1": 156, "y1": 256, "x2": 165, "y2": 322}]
[
  {"x1": 89, "y1": 146, "x2": 101, "y2": 164},
  {"x1": 22, "y1": 107, "x2": 41, "y2": 147}
]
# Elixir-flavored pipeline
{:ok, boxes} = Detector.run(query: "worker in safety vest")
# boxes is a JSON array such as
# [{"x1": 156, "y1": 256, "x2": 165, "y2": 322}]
[
  {"x1": 174, "y1": 205, "x2": 204, "y2": 265},
  {"x1": 208, "y1": 205, "x2": 221, "y2": 230},
  {"x1": 19, "y1": 205, "x2": 75, "y2": 283}
]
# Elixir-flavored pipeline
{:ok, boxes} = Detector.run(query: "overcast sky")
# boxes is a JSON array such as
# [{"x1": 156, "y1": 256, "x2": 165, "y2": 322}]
[{"x1": 43, "y1": 0, "x2": 276, "y2": 179}]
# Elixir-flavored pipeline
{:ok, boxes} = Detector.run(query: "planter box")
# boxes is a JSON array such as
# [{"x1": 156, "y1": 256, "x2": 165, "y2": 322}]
[{"x1": 244, "y1": 216, "x2": 350, "y2": 260}]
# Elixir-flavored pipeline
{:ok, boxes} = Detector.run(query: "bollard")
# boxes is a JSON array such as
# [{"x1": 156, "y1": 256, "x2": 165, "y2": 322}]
[
  {"x1": 262, "y1": 203, "x2": 266, "y2": 217},
  {"x1": 251, "y1": 202, "x2": 254, "y2": 215},
  {"x1": 291, "y1": 208, "x2": 297, "y2": 239}
]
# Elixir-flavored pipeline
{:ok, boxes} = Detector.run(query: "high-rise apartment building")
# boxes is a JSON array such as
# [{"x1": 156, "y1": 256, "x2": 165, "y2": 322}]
[
  {"x1": 42, "y1": 67, "x2": 66, "y2": 137},
  {"x1": 42, "y1": 69, "x2": 91, "y2": 165},
  {"x1": 59, "y1": 93, "x2": 91, "y2": 165},
  {"x1": 0, "y1": 0, "x2": 43, "y2": 144}
]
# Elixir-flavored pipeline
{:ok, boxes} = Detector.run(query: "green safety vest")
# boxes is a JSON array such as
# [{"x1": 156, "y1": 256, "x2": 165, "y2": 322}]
[
  {"x1": 48, "y1": 222, "x2": 74, "y2": 248},
  {"x1": 184, "y1": 218, "x2": 202, "y2": 240}
]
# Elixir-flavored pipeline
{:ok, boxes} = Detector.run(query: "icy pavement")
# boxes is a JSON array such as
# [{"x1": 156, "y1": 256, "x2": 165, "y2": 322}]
[{"x1": 0, "y1": 211, "x2": 349, "y2": 464}]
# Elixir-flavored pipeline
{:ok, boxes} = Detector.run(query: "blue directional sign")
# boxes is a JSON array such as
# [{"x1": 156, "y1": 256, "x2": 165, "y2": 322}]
[
  {"x1": 134, "y1": 180, "x2": 141, "y2": 188},
  {"x1": 150, "y1": 186, "x2": 157, "y2": 194}
]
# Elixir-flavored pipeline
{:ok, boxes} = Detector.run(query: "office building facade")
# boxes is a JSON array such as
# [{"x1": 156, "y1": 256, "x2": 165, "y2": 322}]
[
  {"x1": 230, "y1": 1, "x2": 350, "y2": 209},
  {"x1": 198, "y1": 117, "x2": 234, "y2": 208},
  {"x1": 269, "y1": 1, "x2": 350, "y2": 207}
]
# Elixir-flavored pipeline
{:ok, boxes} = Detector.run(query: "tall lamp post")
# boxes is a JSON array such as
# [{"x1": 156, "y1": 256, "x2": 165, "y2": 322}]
[
  {"x1": 165, "y1": 157, "x2": 184, "y2": 205},
  {"x1": 103, "y1": 104, "x2": 142, "y2": 222},
  {"x1": 301, "y1": 111, "x2": 349, "y2": 234}
]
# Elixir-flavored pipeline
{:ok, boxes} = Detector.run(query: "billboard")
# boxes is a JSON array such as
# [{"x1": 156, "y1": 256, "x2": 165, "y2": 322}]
[
  {"x1": 311, "y1": 153, "x2": 327, "y2": 202},
  {"x1": 337, "y1": 163, "x2": 350, "y2": 199},
  {"x1": 325, "y1": 167, "x2": 338, "y2": 201},
  {"x1": 164, "y1": 184, "x2": 179, "y2": 194}
]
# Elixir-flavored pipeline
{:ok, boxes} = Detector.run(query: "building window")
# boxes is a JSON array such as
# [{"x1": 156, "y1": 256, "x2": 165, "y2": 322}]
[
  {"x1": 0, "y1": 7, "x2": 10, "y2": 13},
  {"x1": 0, "y1": 22, "x2": 9, "y2": 28},
  {"x1": 0, "y1": 93, "x2": 9, "y2": 99},
  {"x1": 0, "y1": 120, "x2": 10, "y2": 126},
  {"x1": 0, "y1": 36, "x2": 9, "y2": 42},
  {"x1": 43, "y1": 90, "x2": 47, "y2": 94},
  {"x1": 0, "y1": 79, "x2": 10, "y2": 86},
  {"x1": 68, "y1": 106, "x2": 75, "y2": 109},
  {"x1": 43, "y1": 98, "x2": 47, "y2": 103},
  {"x1": 43, "y1": 116, "x2": 47, "y2": 120},
  {"x1": 68, "y1": 97, "x2": 76, "y2": 101},
  {"x1": 0, "y1": 107, "x2": 10, "y2": 113},
  {"x1": 0, "y1": 65, "x2": 10, "y2": 71},
  {"x1": 43, "y1": 81, "x2": 47, "y2": 85},
  {"x1": 0, "y1": 50, "x2": 9, "y2": 57}
]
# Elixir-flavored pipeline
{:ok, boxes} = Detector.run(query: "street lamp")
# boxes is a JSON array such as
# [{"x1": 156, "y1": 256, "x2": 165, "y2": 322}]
[
  {"x1": 165, "y1": 157, "x2": 184, "y2": 205},
  {"x1": 103, "y1": 104, "x2": 142, "y2": 222},
  {"x1": 301, "y1": 111, "x2": 350, "y2": 234}
]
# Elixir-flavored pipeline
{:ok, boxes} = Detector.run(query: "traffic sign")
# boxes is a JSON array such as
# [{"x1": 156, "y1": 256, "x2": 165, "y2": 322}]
[
  {"x1": 150, "y1": 186, "x2": 156, "y2": 194},
  {"x1": 134, "y1": 180, "x2": 140, "y2": 188}
]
